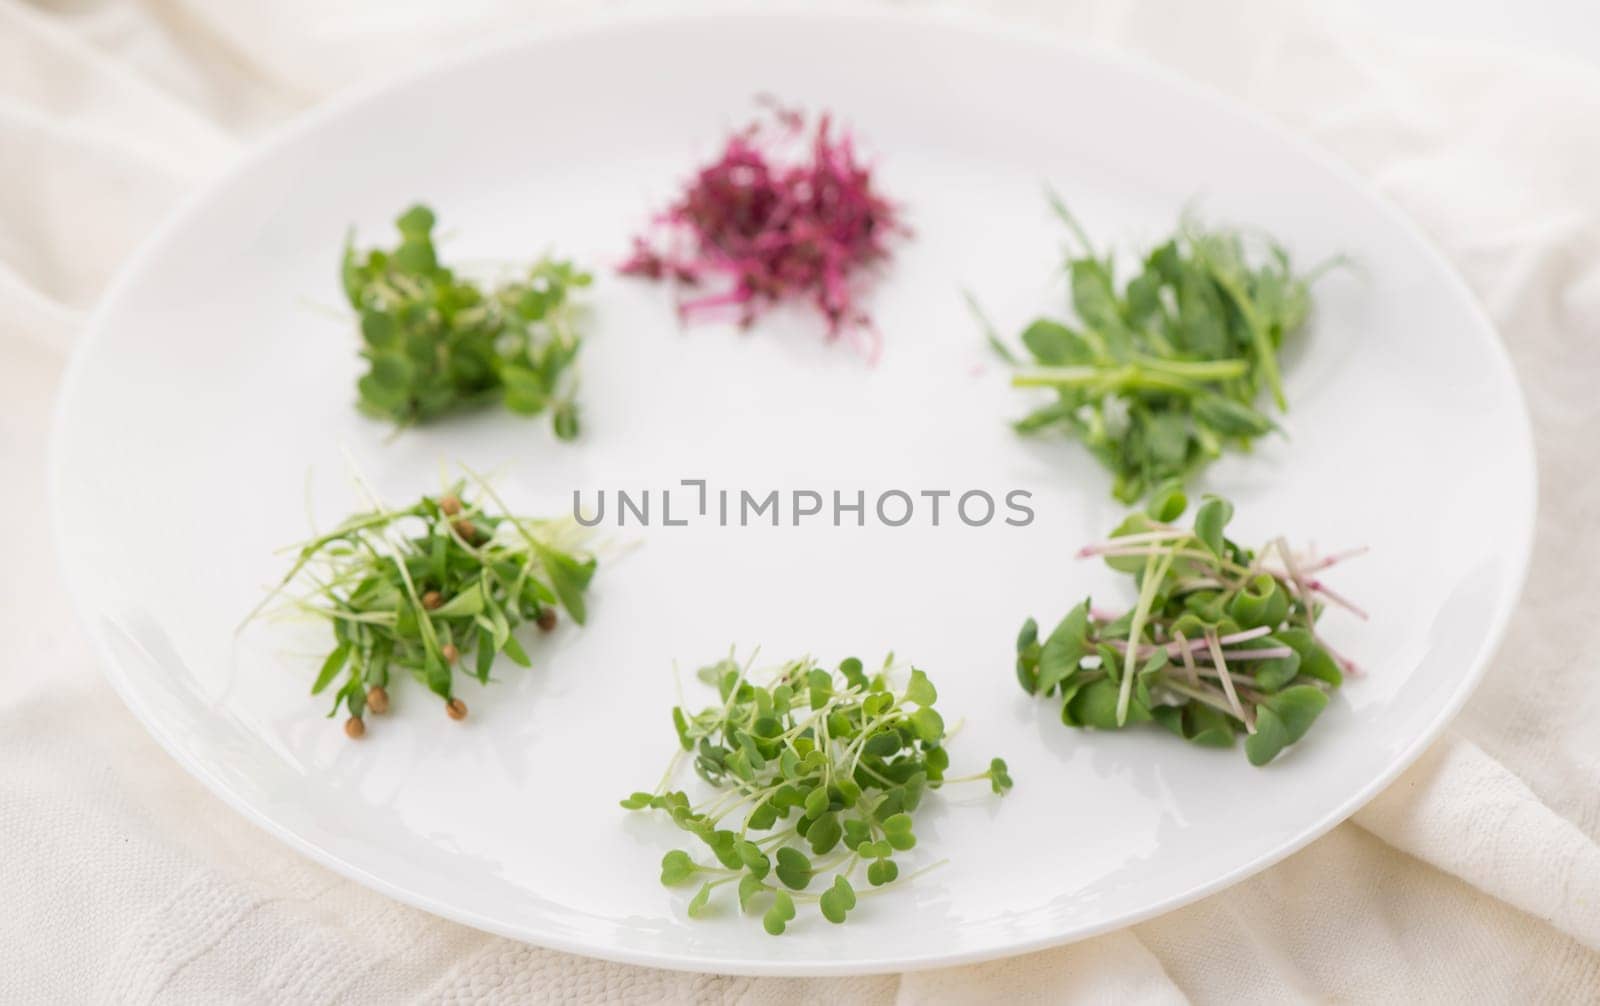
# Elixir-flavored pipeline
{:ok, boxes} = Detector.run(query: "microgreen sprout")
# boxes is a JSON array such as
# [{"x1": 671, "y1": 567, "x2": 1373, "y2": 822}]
[
  {"x1": 1016, "y1": 488, "x2": 1363, "y2": 765},
  {"x1": 624, "y1": 652, "x2": 1011, "y2": 933},
  {"x1": 342, "y1": 204, "x2": 591, "y2": 437},
  {"x1": 620, "y1": 102, "x2": 906, "y2": 356},
  {"x1": 245, "y1": 475, "x2": 597, "y2": 737},
  {"x1": 985, "y1": 193, "x2": 1332, "y2": 502}
]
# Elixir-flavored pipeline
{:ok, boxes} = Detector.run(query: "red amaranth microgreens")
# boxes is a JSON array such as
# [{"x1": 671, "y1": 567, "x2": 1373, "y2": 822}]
[{"x1": 620, "y1": 105, "x2": 906, "y2": 358}]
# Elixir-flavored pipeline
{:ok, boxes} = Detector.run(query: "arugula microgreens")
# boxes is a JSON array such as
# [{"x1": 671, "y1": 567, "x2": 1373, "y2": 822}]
[
  {"x1": 1016, "y1": 488, "x2": 1364, "y2": 765},
  {"x1": 624, "y1": 653, "x2": 1012, "y2": 934},
  {"x1": 984, "y1": 193, "x2": 1331, "y2": 503},
  {"x1": 247, "y1": 475, "x2": 596, "y2": 738},
  {"x1": 342, "y1": 204, "x2": 591, "y2": 438}
]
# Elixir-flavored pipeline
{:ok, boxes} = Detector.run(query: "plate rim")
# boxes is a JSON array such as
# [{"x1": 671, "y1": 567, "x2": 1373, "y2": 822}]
[{"x1": 48, "y1": 3, "x2": 1538, "y2": 977}]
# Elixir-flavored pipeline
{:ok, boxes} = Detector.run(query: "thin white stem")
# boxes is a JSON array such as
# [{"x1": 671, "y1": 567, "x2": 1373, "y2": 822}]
[
  {"x1": 1174, "y1": 629, "x2": 1200, "y2": 686},
  {"x1": 1205, "y1": 628, "x2": 1253, "y2": 732}
]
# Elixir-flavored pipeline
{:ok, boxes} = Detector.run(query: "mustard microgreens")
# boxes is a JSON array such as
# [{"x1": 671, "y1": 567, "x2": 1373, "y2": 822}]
[
  {"x1": 246, "y1": 475, "x2": 596, "y2": 738},
  {"x1": 983, "y1": 193, "x2": 1331, "y2": 502},
  {"x1": 624, "y1": 653, "x2": 1012, "y2": 934},
  {"x1": 1016, "y1": 488, "x2": 1363, "y2": 765},
  {"x1": 342, "y1": 204, "x2": 591, "y2": 438}
]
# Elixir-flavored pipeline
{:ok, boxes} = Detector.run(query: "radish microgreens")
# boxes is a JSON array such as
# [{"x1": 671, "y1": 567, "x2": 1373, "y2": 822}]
[
  {"x1": 1016, "y1": 489, "x2": 1363, "y2": 765},
  {"x1": 342, "y1": 205, "x2": 590, "y2": 438},
  {"x1": 624, "y1": 653, "x2": 1012, "y2": 934},
  {"x1": 246, "y1": 475, "x2": 596, "y2": 738},
  {"x1": 984, "y1": 194, "x2": 1331, "y2": 502}
]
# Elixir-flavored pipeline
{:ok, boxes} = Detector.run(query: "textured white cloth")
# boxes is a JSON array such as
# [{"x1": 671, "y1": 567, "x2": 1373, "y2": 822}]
[{"x1": 3, "y1": 0, "x2": 1598, "y2": 1000}]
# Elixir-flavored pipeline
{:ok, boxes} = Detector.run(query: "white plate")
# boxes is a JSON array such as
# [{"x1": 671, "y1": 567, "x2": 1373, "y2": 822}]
[{"x1": 52, "y1": 9, "x2": 1535, "y2": 976}]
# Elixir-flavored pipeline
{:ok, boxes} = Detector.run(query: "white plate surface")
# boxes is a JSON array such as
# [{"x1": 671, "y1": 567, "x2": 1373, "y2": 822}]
[{"x1": 52, "y1": 10, "x2": 1535, "y2": 976}]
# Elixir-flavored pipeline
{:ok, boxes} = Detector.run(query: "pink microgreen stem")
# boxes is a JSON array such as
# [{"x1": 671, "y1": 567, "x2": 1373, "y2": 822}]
[
  {"x1": 1308, "y1": 579, "x2": 1370, "y2": 621},
  {"x1": 1105, "y1": 625, "x2": 1272, "y2": 659},
  {"x1": 1197, "y1": 646, "x2": 1294, "y2": 662},
  {"x1": 1075, "y1": 528, "x2": 1189, "y2": 557}
]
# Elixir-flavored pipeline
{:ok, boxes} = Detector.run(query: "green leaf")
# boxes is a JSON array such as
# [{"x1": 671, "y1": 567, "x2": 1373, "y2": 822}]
[
  {"x1": 1068, "y1": 678, "x2": 1122, "y2": 730},
  {"x1": 881, "y1": 812, "x2": 916, "y2": 851},
  {"x1": 866, "y1": 858, "x2": 899, "y2": 886},
  {"x1": 988, "y1": 757, "x2": 1014, "y2": 795},
  {"x1": 1194, "y1": 393, "x2": 1275, "y2": 438},
  {"x1": 1145, "y1": 482, "x2": 1188, "y2": 522},
  {"x1": 395, "y1": 204, "x2": 436, "y2": 239},
  {"x1": 502, "y1": 365, "x2": 549, "y2": 416},
  {"x1": 1069, "y1": 259, "x2": 1129, "y2": 350},
  {"x1": 819, "y1": 875, "x2": 857, "y2": 924},
  {"x1": 1036, "y1": 600, "x2": 1090, "y2": 695},
  {"x1": 1245, "y1": 686, "x2": 1329, "y2": 765},
  {"x1": 1021, "y1": 319, "x2": 1094, "y2": 366},
  {"x1": 706, "y1": 830, "x2": 742, "y2": 869},
  {"x1": 533, "y1": 541, "x2": 593, "y2": 625},
  {"x1": 1225, "y1": 574, "x2": 1289, "y2": 630},
  {"x1": 1278, "y1": 629, "x2": 1343, "y2": 687},
  {"x1": 432, "y1": 586, "x2": 486, "y2": 618},
  {"x1": 1194, "y1": 496, "x2": 1234, "y2": 556},
  {"x1": 312, "y1": 643, "x2": 350, "y2": 695},
  {"x1": 908, "y1": 707, "x2": 945, "y2": 743},
  {"x1": 806, "y1": 813, "x2": 843, "y2": 855},
  {"x1": 774, "y1": 847, "x2": 813, "y2": 891},
  {"x1": 1187, "y1": 704, "x2": 1239, "y2": 748},
  {"x1": 1263, "y1": 685, "x2": 1329, "y2": 745},
  {"x1": 738, "y1": 873, "x2": 767, "y2": 913},
  {"x1": 686, "y1": 882, "x2": 713, "y2": 919},
  {"x1": 1244, "y1": 637, "x2": 1302, "y2": 693},
  {"x1": 1015, "y1": 617, "x2": 1039, "y2": 654},
  {"x1": 905, "y1": 668, "x2": 937, "y2": 706},
  {"x1": 1244, "y1": 706, "x2": 1289, "y2": 766},
  {"x1": 501, "y1": 634, "x2": 532, "y2": 668},
  {"x1": 736, "y1": 840, "x2": 769, "y2": 878},
  {"x1": 762, "y1": 890, "x2": 796, "y2": 935},
  {"x1": 360, "y1": 311, "x2": 397, "y2": 349},
  {"x1": 552, "y1": 402, "x2": 580, "y2": 441},
  {"x1": 659, "y1": 850, "x2": 696, "y2": 886},
  {"x1": 366, "y1": 352, "x2": 414, "y2": 390}
]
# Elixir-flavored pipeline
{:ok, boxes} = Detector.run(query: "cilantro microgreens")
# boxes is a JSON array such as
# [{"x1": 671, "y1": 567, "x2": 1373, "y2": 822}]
[
  {"x1": 982, "y1": 193, "x2": 1331, "y2": 502},
  {"x1": 624, "y1": 653, "x2": 1012, "y2": 933},
  {"x1": 245, "y1": 474, "x2": 596, "y2": 738},
  {"x1": 342, "y1": 205, "x2": 591, "y2": 438},
  {"x1": 1016, "y1": 488, "x2": 1364, "y2": 765}
]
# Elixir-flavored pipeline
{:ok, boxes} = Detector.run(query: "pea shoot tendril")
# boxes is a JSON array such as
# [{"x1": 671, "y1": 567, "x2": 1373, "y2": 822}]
[{"x1": 980, "y1": 193, "x2": 1338, "y2": 503}]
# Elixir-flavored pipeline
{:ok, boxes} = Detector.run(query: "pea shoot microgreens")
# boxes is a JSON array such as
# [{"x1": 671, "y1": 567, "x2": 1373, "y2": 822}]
[
  {"x1": 623, "y1": 653, "x2": 1012, "y2": 934},
  {"x1": 245, "y1": 474, "x2": 597, "y2": 738},
  {"x1": 342, "y1": 204, "x2": 591, "y2": 438},
  {"x1": 981, "y1": 193, "x2": 1332, "y2": 503},
  {"x1": 1016, "y1": 488, "x2": 1364, "y2": 765}
]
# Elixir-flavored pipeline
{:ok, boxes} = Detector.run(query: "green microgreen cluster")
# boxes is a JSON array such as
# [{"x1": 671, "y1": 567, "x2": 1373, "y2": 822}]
[
  {"x1": 624, "y1": 653, "x2": 1012, "y2": 934},
  {"x1": 249, "y1": 475, "x2": 596, "y2": 738},
  {"x1": 342, "y1": 204, "x2": 591, "y2": 438},
  {"x1": 1016, "y1": 488, "x2": 1362, "y2": 765},
  {"x1": 984, "y1": 193, "x2": 1328, "y2": 502}
]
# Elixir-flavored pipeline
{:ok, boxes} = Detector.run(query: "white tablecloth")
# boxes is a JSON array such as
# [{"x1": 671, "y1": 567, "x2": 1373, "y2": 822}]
[{"x1": 4, "y1": 0, "x2": 1598, "y2": 1000}]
